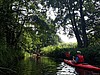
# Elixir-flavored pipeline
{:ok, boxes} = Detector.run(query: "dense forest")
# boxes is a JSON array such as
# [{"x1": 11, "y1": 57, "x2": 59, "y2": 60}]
[{"x1": 0, "y1": 0, "x2": 100, "y2": 73}]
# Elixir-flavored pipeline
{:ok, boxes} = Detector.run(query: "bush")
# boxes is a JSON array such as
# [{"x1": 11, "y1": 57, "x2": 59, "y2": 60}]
[{"x1": 41, "y1": 43, "x2": 100, "y2": 66}]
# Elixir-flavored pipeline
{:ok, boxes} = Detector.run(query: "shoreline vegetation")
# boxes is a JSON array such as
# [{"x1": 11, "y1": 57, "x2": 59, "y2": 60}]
[
  {"x1": 0, "y1": 42, "x2": 100, "y2": 74},
  {"x1": 0, "y1": 0, "x2": 100, "y2": 74},
  {"x1": 41, "y1": 43, "x2": 100, "y2": 67}
]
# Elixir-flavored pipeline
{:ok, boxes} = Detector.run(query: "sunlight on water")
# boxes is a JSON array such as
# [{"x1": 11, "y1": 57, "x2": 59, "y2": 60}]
[{"x1": 56, "y1": 62, "x2": 77, "y2": 75}]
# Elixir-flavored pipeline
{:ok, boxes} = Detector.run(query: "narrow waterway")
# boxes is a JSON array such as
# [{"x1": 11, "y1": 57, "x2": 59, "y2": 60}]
[
  {"x1": 12, "y1": 56, "x2": 100, "y2": 75},
  {"x1": 12, "y1": 56, "x2": 77, "y2": 75},
  {"x1": 14, "y1": 56, "x2": 57, "y2": 75}
]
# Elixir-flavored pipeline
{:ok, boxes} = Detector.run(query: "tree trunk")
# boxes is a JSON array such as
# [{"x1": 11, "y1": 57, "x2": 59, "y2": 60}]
[
  {"x1": 79, "y1": 0, "x2": 88, "y2": 47},
  {"x1": 72, "y1": 9, "x2": 83, "y2": 48},
  {"x1": 67, "y1": 0, "x2": 83, "y2": 48}
]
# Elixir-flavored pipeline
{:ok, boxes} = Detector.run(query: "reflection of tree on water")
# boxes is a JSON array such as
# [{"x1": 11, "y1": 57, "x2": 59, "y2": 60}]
[{"x1": 56, "y1": 62, "x2": 77, "y2": 75}]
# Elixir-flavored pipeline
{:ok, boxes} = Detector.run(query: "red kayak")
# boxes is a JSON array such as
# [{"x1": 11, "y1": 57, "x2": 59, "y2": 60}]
[{"x1": 64, "y1": 59, "x2": 100, "y2": 72}]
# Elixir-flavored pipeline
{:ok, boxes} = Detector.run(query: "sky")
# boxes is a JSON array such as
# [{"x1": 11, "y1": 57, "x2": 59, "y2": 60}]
[
  {"x1": 57, "y1": 33, "x2": 77, "y2": 43},
  {"x1": 38, "y1": 4, "x2": 77, "y2": 43},
  {"x1": 46, "y1": 6, "x2": 77, "y2": 43},
  {"x1": 57, "y1": 27, "x2": 77, "y2": 43}
]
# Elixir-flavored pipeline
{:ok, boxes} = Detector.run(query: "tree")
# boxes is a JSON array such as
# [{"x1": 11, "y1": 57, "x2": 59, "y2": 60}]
[
  {"x1": 39, "y1": 0, "x2": 100, "y2": 48},
  {"x1": 84, "y1": 0, "x2": 100, "y2": 45},
  {"x1": 0, "y1": 0, "x2": 62, "y2": 68}
]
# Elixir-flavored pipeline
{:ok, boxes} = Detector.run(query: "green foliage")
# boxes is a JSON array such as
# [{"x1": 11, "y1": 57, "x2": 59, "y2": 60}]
[
  {"x1": 41, "y1": 42, "x2": 100, "y2": 65},
  {"x1": 41, "y1": 43, "x2": 77, "y2": 56},
  {"x1": 72, "y1": 45, "x2": 100, "y2": 66},
  {"x1": 39, "y1": 0, "x2": 100, "y2": 48},
  {"x1": 0, "y1": 0, "x2": 100, "y2": 73},
  {"x1": 21, "y1": 30, "x2": 34, "y2": 51},
  {"x1": 0, "y1": 45, "x2": 24, "y2": 67},
  {"x1": 0, "y1": 0, "x2": 62, "y2": 70}
]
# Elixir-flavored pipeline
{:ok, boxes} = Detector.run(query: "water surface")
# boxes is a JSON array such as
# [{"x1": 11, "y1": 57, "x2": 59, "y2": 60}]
[
  {"x1": 15, "y1": 56, "x2": 58, "y2": 75},
  {"x1": 13, "y1": 56, "x2": 100, "y2": 75}
]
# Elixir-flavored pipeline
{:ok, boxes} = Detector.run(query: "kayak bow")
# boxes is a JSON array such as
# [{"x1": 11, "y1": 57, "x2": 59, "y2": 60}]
[{"x1": 64, "y1": 59, "x2": 100, "y2": 72}]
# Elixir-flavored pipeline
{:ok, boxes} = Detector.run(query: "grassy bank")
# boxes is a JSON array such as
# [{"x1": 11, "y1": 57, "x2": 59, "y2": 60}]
[{"x1": 41, "y1": 43, "x2": 100, "y2": 66}]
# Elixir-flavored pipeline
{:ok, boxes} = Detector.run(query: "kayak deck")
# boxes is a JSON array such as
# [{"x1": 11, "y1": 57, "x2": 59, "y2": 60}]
[{"x1": 64, "y1": 59, "x2": 100, "y2": 72}]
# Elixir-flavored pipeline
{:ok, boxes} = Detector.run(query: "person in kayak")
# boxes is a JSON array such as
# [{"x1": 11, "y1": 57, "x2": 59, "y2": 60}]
[
  {"x1": 65, "y1": 51, "x2": 73, "y2": 60},
  {"x1": 73, "y1": 51, "x2": 86, "y2": 75},
  {"x1": 73, "y1": 51, "x2": 84, "y2": 64}
]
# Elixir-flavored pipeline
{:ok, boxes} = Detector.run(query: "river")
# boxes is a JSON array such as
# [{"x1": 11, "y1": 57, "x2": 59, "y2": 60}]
[
  {"x1": 11, "y1": 56, "x2": 77, "y2": 75},
  {"x1": 10, "y1": 56, "x2": 100, "y2": 75}
]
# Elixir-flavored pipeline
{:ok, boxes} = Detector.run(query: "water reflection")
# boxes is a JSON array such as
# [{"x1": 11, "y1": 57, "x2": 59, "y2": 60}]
[
  {"x1": 13, "y1": 57, "x2": 100, "y2": 75},
  {"x1": 56, "y1": 62, "x2": 100, "y2": 75},
  {"x1": 15, "y1": 56, "x2": 58, "y2": 75},
  {"x1": 56, "y1": 62, "x2": 77, "y2": 75}
]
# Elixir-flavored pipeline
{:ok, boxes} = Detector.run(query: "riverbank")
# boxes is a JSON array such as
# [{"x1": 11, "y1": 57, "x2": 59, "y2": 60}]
[{"x1": 41, "y1": 43, "x2": 100, "y2": 67}]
